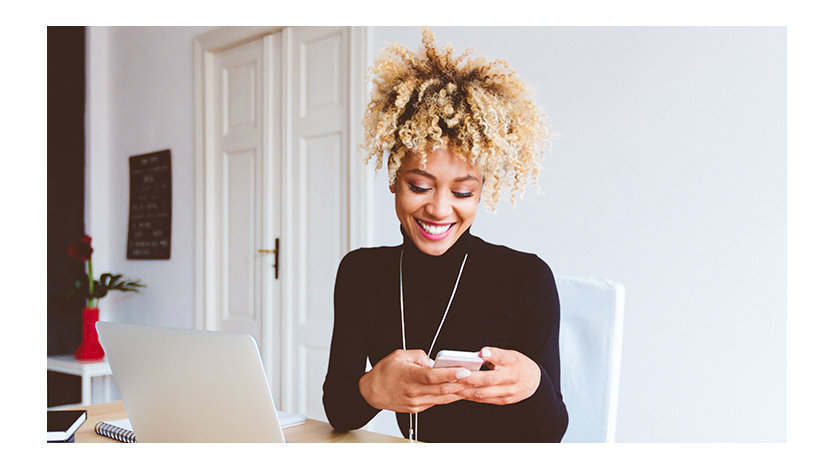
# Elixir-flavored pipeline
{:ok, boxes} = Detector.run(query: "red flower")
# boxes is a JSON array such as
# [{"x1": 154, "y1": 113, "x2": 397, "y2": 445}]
[{"x1": 67, "y1": 234, "x2": 93, "y2": 261}]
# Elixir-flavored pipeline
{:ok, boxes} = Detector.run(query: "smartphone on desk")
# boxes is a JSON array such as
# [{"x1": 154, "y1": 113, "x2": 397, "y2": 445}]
[{"x1": 433, "y1": 350, "x2": 484, "y2": 371}]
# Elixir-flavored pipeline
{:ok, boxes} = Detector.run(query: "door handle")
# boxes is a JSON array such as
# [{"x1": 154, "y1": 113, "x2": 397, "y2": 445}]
[{"x1": 257, "y1": 237, "x2": 280, "y2": 279}]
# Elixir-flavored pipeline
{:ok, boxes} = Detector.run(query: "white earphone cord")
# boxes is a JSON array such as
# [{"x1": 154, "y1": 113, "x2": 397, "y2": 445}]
[{"x1": 399, "y1": 248, "x2": 469, "y2": 442}]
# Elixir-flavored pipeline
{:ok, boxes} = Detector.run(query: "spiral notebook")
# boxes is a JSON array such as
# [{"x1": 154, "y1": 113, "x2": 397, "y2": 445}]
[
  {"x1": 95, "y1": 419, "x2": 135, "y2": 443},
  {"x1": 94, "y1": 411, "x2": 306, "y2": 443}
]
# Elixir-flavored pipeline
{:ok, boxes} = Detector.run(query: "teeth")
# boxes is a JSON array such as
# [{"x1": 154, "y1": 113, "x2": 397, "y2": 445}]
[{"x1": 417, "y1": 219, "x2": 452, "y2": 235}]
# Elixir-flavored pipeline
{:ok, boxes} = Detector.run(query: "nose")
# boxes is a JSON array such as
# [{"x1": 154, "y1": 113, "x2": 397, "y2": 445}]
[{"x1": 425, "y1": 190, "x2": 454, "y2": 221}]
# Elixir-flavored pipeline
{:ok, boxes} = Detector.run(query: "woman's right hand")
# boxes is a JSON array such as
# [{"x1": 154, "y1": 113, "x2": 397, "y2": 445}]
[{"x1": 359, "y1": 349, "x2": 474, "y2": 413}]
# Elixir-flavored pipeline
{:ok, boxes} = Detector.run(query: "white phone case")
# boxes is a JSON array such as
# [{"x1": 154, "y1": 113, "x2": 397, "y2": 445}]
[{"x1": 433, "y1": 350, "x2": 484, "y2": 370}]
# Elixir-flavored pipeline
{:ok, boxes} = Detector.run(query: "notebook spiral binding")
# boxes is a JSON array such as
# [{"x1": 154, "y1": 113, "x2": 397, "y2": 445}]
[{"x1": 94, "y1": 421, "x2": 136, "y2": 443}]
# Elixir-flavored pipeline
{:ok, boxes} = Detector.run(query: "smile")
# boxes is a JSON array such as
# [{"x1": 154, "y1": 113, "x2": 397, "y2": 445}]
[{"x1": 415, "y1": 218, "x2": 455, "y2": 240}]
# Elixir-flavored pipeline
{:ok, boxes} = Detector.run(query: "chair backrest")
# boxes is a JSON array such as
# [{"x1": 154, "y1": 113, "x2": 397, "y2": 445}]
[{"x1": 556, "y1": 276, "x2": 625, "y2": 443}]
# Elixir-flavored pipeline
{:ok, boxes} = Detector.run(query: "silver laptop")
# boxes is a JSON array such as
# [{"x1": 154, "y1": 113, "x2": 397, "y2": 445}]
[{"x1": 97, "y1": 322, "x2": 286, "y2": 442}]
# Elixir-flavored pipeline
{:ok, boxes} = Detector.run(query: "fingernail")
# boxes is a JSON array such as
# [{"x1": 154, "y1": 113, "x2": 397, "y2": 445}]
[
  {"x1": 455, "y1": 369, "x2": 471, "y2": 379},
  {"x1": 481, "y1": 348, "x2": 491, "y2": 359}
]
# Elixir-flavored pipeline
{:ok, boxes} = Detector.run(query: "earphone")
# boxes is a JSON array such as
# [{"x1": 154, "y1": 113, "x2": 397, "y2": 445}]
[{"x1": 399, "y1": 248, "x2": 468, "y2": 441}]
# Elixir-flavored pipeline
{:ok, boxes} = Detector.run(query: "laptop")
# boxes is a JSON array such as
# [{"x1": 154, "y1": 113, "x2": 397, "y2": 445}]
[{"x1": 97, "y1": 322, "x2": 291, "y2": 442}]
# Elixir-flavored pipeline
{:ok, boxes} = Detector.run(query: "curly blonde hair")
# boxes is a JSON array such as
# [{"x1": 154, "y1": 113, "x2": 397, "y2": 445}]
[{"x1": 363, "y1": 27, "x2": 552, "y2": 210}]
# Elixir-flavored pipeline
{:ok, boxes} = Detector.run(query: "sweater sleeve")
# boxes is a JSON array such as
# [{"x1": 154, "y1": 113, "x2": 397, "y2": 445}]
[
  {"x1": 322, "y1": 250, "x2": 380, "y2": 431},
  {"x1": 507, "y1": 255, "x2": 569, "y2": 442}
]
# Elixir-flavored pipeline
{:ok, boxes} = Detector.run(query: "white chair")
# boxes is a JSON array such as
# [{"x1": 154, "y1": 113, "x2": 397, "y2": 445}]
[{"x1": 556, "y1": 276, "x2": 625, "y2": 443}]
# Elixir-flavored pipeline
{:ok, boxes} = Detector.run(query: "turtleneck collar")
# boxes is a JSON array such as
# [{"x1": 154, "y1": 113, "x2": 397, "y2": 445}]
[{"x1": 400, "y1": 224, "x2": 473, "y2": 269}]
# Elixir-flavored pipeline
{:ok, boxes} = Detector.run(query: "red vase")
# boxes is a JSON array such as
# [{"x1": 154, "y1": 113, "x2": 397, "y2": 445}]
[{"x1": 75, "y1": 307, "x2": 105, "y2": 360}]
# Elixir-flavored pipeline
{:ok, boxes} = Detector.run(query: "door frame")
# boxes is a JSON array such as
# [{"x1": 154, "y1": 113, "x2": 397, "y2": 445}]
[{"x1": 193, "y1": 26, "x2": 370, "y2": 410}]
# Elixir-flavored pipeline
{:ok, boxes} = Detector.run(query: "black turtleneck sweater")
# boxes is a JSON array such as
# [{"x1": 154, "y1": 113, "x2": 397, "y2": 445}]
[{"x1": 322, "y1": 228, "x2": 568, "y2": 442}]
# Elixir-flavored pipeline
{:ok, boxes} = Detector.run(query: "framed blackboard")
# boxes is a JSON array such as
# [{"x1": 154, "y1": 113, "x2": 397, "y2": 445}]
[{"x1": 127, "y1": 149, "x2": 172, "y2": 259}]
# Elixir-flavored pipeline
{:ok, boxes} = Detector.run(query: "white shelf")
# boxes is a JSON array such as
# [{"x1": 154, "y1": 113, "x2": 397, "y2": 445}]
[{"x1": 47, "y1": 355, "x2": 113, "y2": 406}]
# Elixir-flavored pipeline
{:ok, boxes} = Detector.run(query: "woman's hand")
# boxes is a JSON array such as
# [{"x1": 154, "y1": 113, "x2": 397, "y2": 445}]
[
  {"x1": 455, "y1": 347, "x2": 541, "y2": 405},
  {"x1": 359, "y1": 349, "x2": 475, "y2": 413}
]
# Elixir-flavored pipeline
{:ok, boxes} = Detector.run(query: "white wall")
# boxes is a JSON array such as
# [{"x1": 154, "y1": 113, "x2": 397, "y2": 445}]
[
  {"x1": 87, "y1": 26, "x2": 785, "y2": 442},
  {"x1": 86, "y1": 26, "x2": 213, "y2": 329},
  {"x1": 367, "y1": 27, "x2": 786, "y2": 442}
]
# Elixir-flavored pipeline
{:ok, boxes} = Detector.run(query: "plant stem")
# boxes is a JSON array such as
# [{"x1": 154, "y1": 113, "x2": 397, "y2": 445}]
[{"x1": 87, "y1": 258, "x2": 94, "y2": 308}]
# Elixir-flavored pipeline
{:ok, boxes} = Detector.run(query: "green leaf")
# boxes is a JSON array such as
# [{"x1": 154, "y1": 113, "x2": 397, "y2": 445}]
[
  {"x1": 92, "y1": 280, "x2": 107, "y2": 299},
  {"x1": 65, "y1": 270, "x2": 146, "y2": 303}
]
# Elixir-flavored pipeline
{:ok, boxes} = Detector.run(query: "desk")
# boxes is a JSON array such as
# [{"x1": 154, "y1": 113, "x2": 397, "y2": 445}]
[
  {"x1": 70, "y1": 401, "x2": 410, "y2": 443},
  {"x1": 47, "y1": 355, "x2": 113, "y2": 406}
]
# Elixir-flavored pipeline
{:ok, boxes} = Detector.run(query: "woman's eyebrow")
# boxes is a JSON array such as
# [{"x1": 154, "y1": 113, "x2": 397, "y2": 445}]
[
  {"x1": 405, "y1": 169, "x2": 479, "y2": 182},
  {"x1": 406, "y1": 169, "x2": 436, "y2": 179},
  {"x1": 453, "y1": 175, "x2": 480, "y2": 183}
]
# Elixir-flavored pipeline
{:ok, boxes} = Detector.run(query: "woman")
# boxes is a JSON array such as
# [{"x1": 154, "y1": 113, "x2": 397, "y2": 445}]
[{"x1": 323, "y1": 28, "x2": 568, "y2": 443}]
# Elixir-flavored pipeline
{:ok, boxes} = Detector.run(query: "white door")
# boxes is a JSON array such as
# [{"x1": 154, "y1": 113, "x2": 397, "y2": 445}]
[
  {"x1": 197, "y1": 26, "x2": 366, "y2": 421},
  {"x1": 204, "y1": 35, "x2": 276, "y2": 357},
  {"x1": 283, "y1": 26, "x2": 352, "y2": 420},
  {"x1": 209, "y1": 38, "x2": 264, "y2": 343}
]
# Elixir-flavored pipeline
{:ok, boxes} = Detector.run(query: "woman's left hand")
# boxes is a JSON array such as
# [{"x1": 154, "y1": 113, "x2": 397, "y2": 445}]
[{"x1": 455, "y1": 347, "x2": 541, "y2": 405}]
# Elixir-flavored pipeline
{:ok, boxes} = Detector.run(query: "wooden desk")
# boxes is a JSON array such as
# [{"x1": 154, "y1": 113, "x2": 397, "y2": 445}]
[{"x1": 70, "y1": 401, "x2": 410, "y2": 443}]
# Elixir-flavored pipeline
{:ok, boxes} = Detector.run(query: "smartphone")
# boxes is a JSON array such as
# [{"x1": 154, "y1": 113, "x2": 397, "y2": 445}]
[{"x1": 433, "y1": 350, "x2": 484, "y2": 371}]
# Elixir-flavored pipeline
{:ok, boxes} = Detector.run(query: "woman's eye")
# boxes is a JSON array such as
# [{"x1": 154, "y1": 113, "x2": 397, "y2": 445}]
[
  {"x1": 408, "y1": 183, "x2": 431, "y2": 193},
  {"x1": 453, "y1": 191, "x2": 473, "y2": 198}
]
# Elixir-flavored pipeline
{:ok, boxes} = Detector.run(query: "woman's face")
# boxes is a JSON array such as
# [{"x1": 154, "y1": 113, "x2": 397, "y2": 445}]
[{"x1": 391, "y1": 148, "x2": 484, "y2": 256}]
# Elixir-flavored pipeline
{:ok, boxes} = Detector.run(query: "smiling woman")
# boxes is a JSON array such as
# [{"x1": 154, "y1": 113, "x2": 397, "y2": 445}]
[{"x1": 322, "y1": 27, "x2": 567, "y2": 442}]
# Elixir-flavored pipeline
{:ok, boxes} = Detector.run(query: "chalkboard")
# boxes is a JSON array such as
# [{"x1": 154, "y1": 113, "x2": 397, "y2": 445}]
[{"x1": 127, "y1": 150, "x2": 172, "y2": 259}]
